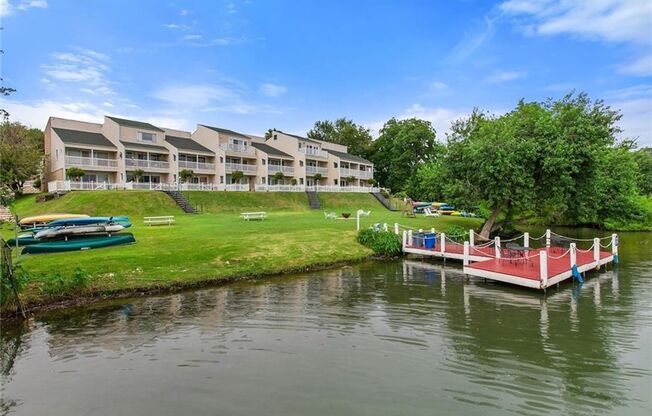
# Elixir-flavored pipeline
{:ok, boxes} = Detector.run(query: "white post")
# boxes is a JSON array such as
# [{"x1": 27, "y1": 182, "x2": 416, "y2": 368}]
[
  {"x1": 440, "y1": 233, "x2": 446, "y2": 254},
  {"x1": 593, "y1": 237, "x2": 600, "y2": 264},
  {"x1": 463, "y1": 241, "x2": 470, "y2": 266},
  {"x1": 394, "y1": 223, "x2": 399, "y2": 235},
  {"x1": 419, "y1": 228, "x2": 423, "y2": 233},
  {"x1": 383, "y1": 223, "x2": 388, "y2": 232},
  {"x1": 494, "y1": 236, "x2": 501, "y2": 259},
  {"x1": 431, "y1": 227, "x2": 435, "y2": 234},
  {"x1": 546, "y1": 229, "x2": 551, "y2": 248},
  {"x1": 570, "y1": 242, "x2": 577, "y2": 268},
  {"x1": 408, "y1": 230, "x2": 413, "y2": 246},
  {"x1": 356, "y1": 213, "x2": 360, "y2": 231},
  {"x1": 524, "y1": 232, "x2": 530, "y2": 249},
  {"x1": 611, "y1": 234, "x2": 618, "y2": 256},
  {"x1": 469, "y1": 230, "x2": 474, "y2": 247},
  {"x1": 540, "y1": 251, "x2": 548, "y2": 288},
  {"x1": 402, "y1": 230, "x2": 407, "y2": 249}
]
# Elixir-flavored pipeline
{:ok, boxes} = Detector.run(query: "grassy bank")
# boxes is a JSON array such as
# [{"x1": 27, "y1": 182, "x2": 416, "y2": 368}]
[{"x1": 2, "y1": 191, "x2": 482, "y2": 313}]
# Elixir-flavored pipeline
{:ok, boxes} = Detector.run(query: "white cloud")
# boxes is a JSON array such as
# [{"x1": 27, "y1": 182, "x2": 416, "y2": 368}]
[
  {"x1": 259, "y1": 83, "x2": 287, "y2": 97},
  {"x1": 448, "y1": 16, "x2": 497, "y2": 62},
  {"x1": 618, "y1": 55, "x2": 652, "y2": 77},
  {"x1": 183, "y1": 34, "x2": 203, "y2": 41},
  {"x1": 227, "y1": 2, "x2": 237, "y2": 14},
  {"x1": 0, "y1": 99, "x2": 105, "y2": 129},
  {"x1": 163, "y1": 23, "x2": 190, "y2": 30},
  {"x1": 486, "y1": 70, "x2": 527, "y2": 83},
  {"x1": 180, "y1": 9, "x2": 191, "y2": 16},
  {"x1": 430, "y1": 81, "x2": 448, "y2": 90},
  {"x1": 605, "y1": 84, "x2": 652, "y2": 146},
  {"x1": 41, "y1": 49, "x2": 115, "y2": 96},
  {"x1": 1, "y1": 0, "x2": 47, "y2": 16},
  {"x1": 151, "y1": 84, "x2": 241, "y2": 108}
]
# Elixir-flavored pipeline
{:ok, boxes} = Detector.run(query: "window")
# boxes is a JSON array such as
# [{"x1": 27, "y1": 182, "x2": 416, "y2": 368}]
[
  {"x1": 55, "y1": 149, "x2": 59, "y2": 160},
  {"x1": 300, "y1": 178, "x2": 304, "y2": 185},
  {"x1": 139, "y1": 132, "x2": 156, "y2": 142},
  {"x1": 220, "y1": 176, "x2": 224, "y2": 184},
  {"x1": 334, "y1": 179, "x2": 338, "y2": 185},
  {"x1": 262, "y1": 159, "x2": 266, "y2": 165},
  {"x1": 173, "y1": 155, "x2": 177, "y2": 161},
  {"x1": 173, "y1": 174, "x2": 177, "y2": 181},
  {"x1": 262, "y1": 177, "x2": 266, "y2": 184},
  {"x1": 299, "y1": 161, "x2": 304, "y2": 167},
  {"x1": 220, "y1": 156, "x2": 224, "y2": 163},
  {"x1": 298, "y1": 143, "x2": 302, "y2": 149},
  {"x1": 273, "y1": 134, "x2": 277, "y2": 140},
  {"x1": 334, "y1": 162, "x2": 338, "y2": 168}
]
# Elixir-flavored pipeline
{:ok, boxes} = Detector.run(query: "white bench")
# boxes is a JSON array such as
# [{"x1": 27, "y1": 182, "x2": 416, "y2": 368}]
[
  {"x1": 144, "y1": 215, "x2": 175, "y2": 226},
  {"x1": 241, "y1": 212, "x2": 267, "y2": 221}
]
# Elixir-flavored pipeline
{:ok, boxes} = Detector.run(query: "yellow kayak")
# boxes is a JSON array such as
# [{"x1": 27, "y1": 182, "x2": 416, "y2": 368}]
[{"x1": 19, "y1": 213, "x2": 89, "y2": 226}]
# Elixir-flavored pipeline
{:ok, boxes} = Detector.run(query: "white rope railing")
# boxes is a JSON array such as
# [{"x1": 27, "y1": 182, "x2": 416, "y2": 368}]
[{"x1": 549, "y1": 230, "x2": 612, "y2": 241}]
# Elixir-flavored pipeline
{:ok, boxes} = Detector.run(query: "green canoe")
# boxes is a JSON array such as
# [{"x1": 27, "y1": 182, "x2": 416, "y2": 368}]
[
  {"x1": 6, "y1": 235, "x2": 40, "y2": 247},
  {"x1": 22, "y1": 233, "x2": 136, "y2": 254}
]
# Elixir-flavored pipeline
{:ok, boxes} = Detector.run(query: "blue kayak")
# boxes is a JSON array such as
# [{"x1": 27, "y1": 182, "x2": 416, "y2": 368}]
[{"x1": 46, "y1": 216, "x2": 131, "y2": 227}]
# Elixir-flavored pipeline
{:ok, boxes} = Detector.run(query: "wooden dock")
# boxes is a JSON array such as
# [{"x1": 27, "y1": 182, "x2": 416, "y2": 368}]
[{"x1": 397, "y1": 225, "x2": 618, "y2": 290}]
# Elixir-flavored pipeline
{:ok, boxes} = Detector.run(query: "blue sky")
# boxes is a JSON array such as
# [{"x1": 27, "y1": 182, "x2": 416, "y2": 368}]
[{"x1": 1, "y1": 0, "x2": 651, "y2": 145}]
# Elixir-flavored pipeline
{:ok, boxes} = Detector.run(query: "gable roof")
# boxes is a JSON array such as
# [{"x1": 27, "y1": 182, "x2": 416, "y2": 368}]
[
  {"x1": 53, "y1": 128, "x2": 116, "y2": 148},
  {"x1": 199, "y1": 124, "x2": 251, "y2": 140},
  {"x1": 251, "y1": 142, "x2": 293, "y2": 158},
  {"x1": 327, "y1": 149, "x2": 373, "y2": 164},
  {"x1": 106, "y1": 116, "x2": 164, "y2": 132},
  {"x1": 165, "y1": 135, "x2": 214, "y2": 154},
  {"x1": 119, "y1": 140, "x2": 169, "y2": 152},
  {"x1": 272, "y1": 129, "x2": 320, "y2": 144}
]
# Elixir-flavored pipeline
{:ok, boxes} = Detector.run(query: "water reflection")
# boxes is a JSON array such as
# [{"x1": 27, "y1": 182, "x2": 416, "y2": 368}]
[{"x1": 1, "y1": 252, "x2": 651, "y2": 415}]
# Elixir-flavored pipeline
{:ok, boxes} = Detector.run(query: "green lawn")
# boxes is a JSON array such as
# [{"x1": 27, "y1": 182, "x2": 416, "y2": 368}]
[{"x1": 2, "y1": 191, "x2": 482, "y2": 311}]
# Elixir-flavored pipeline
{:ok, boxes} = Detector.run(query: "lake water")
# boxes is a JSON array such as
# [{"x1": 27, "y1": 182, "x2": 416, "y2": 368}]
[{"x1": 1, "y1": 230, "x2": 651, "y2": 415}]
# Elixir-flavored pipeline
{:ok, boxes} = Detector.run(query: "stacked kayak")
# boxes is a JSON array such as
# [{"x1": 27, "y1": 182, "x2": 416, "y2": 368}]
[{"x1": 10, "y1": 214, "x2": 135, "y2": 254}]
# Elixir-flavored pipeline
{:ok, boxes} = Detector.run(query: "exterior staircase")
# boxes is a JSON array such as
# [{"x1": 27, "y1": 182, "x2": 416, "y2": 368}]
[
  {"x1": 162, "y1": 191, "x2": 198, "y2": 214},
  {"x1": 306, "y1": 191, "x2": 321, "y2": 209},
  {"x1": 0, "y1": 205, "x2": 14, "y2": 223},
  {"x1": 372, "y1": 192, "x2": 397, "y2": 211}
]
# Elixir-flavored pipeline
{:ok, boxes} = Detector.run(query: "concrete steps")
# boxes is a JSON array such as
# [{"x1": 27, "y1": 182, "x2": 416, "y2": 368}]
[
  {"x1": 162, "y1": 191, "x2": 198, "y2": 214},
  {"x1": 306, "y1": 191, "x2": 321, "y2": 209},
  {"x1": 372, "y1": 192, "x2": 397, "y2": 211}
]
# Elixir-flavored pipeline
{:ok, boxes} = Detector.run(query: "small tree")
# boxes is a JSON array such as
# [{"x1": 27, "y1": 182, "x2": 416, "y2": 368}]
[
  {"x1": 179, "y1": 169, "x2": 195, "y2": 183},
  {"x1": 346, "y1": 176, "x2": 357, "y2": 186},
  {"x1": 368, "y1": 178, "x2": 377, "y2": 186},
  {"x1": 290, "y1": 178, "x2": 298, "y2": 186},
  {"x1": 131, "y1": 169, "x2": 145, "y2": 183},
  {"x1": 313, "y1": 173, "x2": 323, "y2": 185},
  {"x1": 273, "y1": 171, "x2": 284, "y2": 182},
  {"x1": 66, "y1": 167, "x2": 85, "y2": 181},
  {"x1": 231, "y1": 170, "x2": 244, "y2": 184}
]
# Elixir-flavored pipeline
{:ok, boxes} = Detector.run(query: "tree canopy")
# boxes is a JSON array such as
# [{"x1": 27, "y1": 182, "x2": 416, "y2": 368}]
[
  {"x1": 307, "y1": 118, "x2": 373, "y2": 157},
  {"x1": 0, "y1": 121, "x2": 43, "y2": 196}
]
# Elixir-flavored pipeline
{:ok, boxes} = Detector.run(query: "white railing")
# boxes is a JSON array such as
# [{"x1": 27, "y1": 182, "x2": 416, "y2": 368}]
[
  {"x1": 255, "y1": 184, "x2": 305, "y2": 192},
  {"x1": 220, "y1": 143, "x2": 256, "y2": 156},
  {"x1": 178, "y1": 160, "x2": 216, "y2": 171},
  {"x1": 268, "y1": 165, "x2": 295, "y2": 175},
  {"x1": 225, "y1": 184, "x2": 249, "y2": 191},
  {"x1": 306, "y1": 166, "x2": 329, "y2": 175},
  {"x1": 358, "y1": 170, "x2": 374, "y2": 179},
  {"x1": 65, "y1": 156, "x2": 118, "y2": 169},
  {"x1": 48, "y1": 181, "x2": 379, "y2": 193},
  {"x1": 299, "y1": 148, "x2": 328, "y2": 158},
  {"x1": 125, "y1": 159, "x2": 170, "y2": 169},
  {"x1": 225, "y1": 162, "x2": 257, "y2": 173}
]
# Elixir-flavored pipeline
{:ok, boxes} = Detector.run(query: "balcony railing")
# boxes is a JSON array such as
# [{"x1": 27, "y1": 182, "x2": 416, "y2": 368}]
[
  {"x1": 220, "y1": 143, "x2": 256, "y2": 156},
  {"x1": 65, "y1": 156, "x2": 118, "y2": 169},
  {"x1": 340, "y1": 168, "x2": 373, "y2": 179},
  {"x1": 225, "y1": 162, "x2": 257, "y2": 173},
  {"x1": 358, "y1": 170, "x2": 374, "y2": 179},
  {"x1": 125, "y1": 158, "x2": 170, "y2": 169},
  {"x1": 306, "y1": 166, "x2": 328, "y2": 176},
  {"x1": 225, "y1": 184, "x2": 249, "y2": 191},
  {"x1": 178, "y1": 160, "x2": 216, "y2": 171},
  {"x1": 299, "y1": 148, "x2": 328, "y2": 158},
  {"x1": 268, "y1": 165, "x2": 295, "y2": 175}
]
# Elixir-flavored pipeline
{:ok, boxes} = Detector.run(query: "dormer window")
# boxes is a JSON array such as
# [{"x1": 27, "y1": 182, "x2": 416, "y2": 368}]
[{"x1": 139, "y1": 132, "x2": 156, "y2": 142}]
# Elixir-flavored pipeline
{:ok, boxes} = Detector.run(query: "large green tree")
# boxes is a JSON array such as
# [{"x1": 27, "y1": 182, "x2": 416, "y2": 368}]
[
  {"x1": 633, "y1": 147, "x2": 652, "y2": 195},
  {"x1": 367, "y1": 118, "x2": 441, "y2": 193},
  {"x1": 0, "y1": 121, "x2": 43, "y2": 196},
  {"x1": 307, "y1": 118, "x2": 373, "y2": 157}
]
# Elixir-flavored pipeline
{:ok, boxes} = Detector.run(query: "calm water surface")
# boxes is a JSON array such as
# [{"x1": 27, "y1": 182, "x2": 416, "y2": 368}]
[{"x1": 1, "y1": 229, "x2": 651, "y2": 415}]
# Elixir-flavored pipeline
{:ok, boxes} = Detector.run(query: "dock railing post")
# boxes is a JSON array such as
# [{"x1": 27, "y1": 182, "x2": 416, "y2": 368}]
[
  {"x1": 546, "y1": 229, "x2": 551, "y2": 248},
  {"x1": 402, "y1": 230, "x2": 407, "y2": 249},
  {"x1": 494, "y1": 236, "x2": 501, "y2": 259},
  {"x1": 570, "y1": 242, "x2": 577, "y2": 268},
  {"x1": 394, "y1": 223, "x2": 399, "y2": 235},
  {"x1": 540, "y1": 251, "x2": 548, "y2": 289},
  {"x1": 524, "y1": 232, "x2": 529, "y2": 248},
  {"x1": 611, "y1": 234, "x2": 618, "y2": 256},
  {"x1": 469, "y1": 230, "x2": 474, "y2": 247},
  {"x1": 441, "y1": 233, "x2": 446, "y2": 255},
  {"x1": 408, "y1": 230, "x2": 413, "y2": 247},
  {"x1": 593, "y1": 237, "x2": 600, "y2": 265},
  {"x1": 463, "y1": 241, "x2": 469, "y2": 266}
]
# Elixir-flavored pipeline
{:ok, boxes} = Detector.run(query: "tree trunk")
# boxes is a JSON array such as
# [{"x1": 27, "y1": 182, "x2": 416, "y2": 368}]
[{"x1": 479, "y1": 200, "x2": 507, "y2": 239}]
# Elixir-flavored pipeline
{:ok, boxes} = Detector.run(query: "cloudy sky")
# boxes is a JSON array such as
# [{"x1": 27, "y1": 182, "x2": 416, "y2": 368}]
[{"x1": 1, "y1": 0, "x2": 651, "y2": 145}]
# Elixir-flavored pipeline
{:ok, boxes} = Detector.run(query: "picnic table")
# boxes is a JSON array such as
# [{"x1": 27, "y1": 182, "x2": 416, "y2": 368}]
[
  {"x1": 144, "y1": 216, "x2": 175, "y2": 226},
  {"x1": 241, "y1": 212, "x2": 267, "y2": 221}
]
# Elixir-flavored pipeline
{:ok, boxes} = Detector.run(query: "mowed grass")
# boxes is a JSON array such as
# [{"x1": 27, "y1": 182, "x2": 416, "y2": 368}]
[{"x1": 2, "y1": 191, "x2": 482, "y2": 310}]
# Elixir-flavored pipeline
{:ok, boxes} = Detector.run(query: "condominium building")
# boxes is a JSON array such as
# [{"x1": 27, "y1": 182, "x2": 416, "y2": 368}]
[{"x1": 44, "y1": 115, "x2": 376, "y2": 193}]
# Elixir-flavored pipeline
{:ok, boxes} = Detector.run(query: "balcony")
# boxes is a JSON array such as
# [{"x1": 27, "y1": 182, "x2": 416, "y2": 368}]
[
  {"x1": 65, "y1": 156, "x2": 118, "y2": 169},
  {"x1": 358, "y1": 170, "x2": 373, "y2": 179},
  {"x1": 340, "y1": 168, "x2": 372, "y2": 178},
  {"x1": 125, "y1": 158, "x2": 170, "y2": 170},
  {"x1": 268, "y1": 165, "x2": 295, "y2": 175},
  {"x1": 299, "y1": 148, "x2": 328, "y2": 158},
  {"x1": 225, "y1": 162, "x2": 257, "y2": 174},
  {"x1": 306, "y1": 166, "x2": 328, "y2": 176},
  {"x1": 178, "y1": 160, "x2": 216, "y2": 172},
  {"x1": 220, "y1": 143, "x2": 256, "y2": 156}
]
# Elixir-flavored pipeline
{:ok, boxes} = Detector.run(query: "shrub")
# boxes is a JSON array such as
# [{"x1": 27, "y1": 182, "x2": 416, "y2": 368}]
[
  {"x1": 357, "y1": 229, "x2": 402, "y2": 256},
  {"x1": 32, "y1": 178, "x2": 41, "y2": 189},
  {"x1": 65, "y1": 167, "x2": 85, "y2": 181},
  {"x1": 0, "y1": 263, "x2": 30, "y2": 307},
  {"x1": 290, "y1": 178, "x2": 297, "y2": 185},
  {"x1": 380, "y1": 188, "x2": 390, "y2": 199}
]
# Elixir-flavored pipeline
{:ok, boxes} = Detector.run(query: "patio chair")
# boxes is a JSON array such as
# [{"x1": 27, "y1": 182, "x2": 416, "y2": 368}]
[{"x1": 423, "y1": 207, "x2": 440, "y2": 217}]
